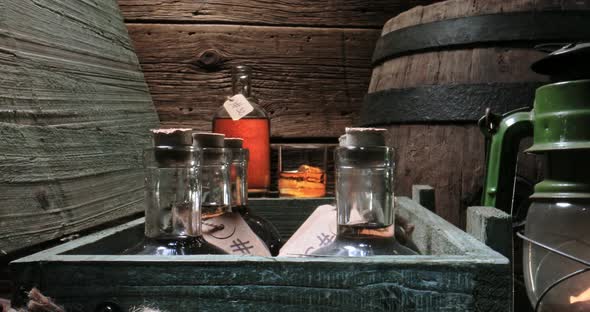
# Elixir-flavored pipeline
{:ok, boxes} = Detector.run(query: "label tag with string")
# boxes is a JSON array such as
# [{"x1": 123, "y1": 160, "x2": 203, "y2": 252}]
[{"x1": 223, "y1": 94, "x2": 254, "y2": 121}]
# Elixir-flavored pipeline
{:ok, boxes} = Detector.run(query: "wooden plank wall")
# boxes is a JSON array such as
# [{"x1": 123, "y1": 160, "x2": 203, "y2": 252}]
[
  {"x1": 117, "y1": 0, "x2": 439, "y2": 138},
  {"x1": 0, "y1": 0, "x2": 159, "y2": 256}
]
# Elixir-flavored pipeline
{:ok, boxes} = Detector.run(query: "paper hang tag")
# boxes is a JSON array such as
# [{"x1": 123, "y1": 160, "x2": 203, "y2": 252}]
[
  {"x1": 223, "y1": 94, "x2": 254, "y2": 121},
  {"x1": 202, "y1": 212, "x2": 271, "y2": 256},
  {"x1": 278, "y1": 204, "x2": 337, "y2": 257}
]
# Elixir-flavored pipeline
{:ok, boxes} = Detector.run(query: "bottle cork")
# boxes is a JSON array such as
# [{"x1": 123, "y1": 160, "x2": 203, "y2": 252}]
[
  {"x1": 224, "y1": 137, "x2": 244, "y2": 148},
  {"x1": 342, "y1": 127, "x2": 387, "y2": 147},
  {"x1": 192, "y1": 132, "x2": 225, "y2": 148},
  {"x1": 152, "y1": 128, "x2": 194, "y2": 147},
  {"x1": 151, "y1": 128, "x2": 194, "y2": 166}
]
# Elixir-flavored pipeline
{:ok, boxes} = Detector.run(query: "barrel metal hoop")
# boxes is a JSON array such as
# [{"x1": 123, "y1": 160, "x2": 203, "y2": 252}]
[
  {"x1": 360, "y1": 82, "x2": 543, "y2": 124},
  {"x1": 372, "y1": 11, "x2": 590, "y2": 65}
]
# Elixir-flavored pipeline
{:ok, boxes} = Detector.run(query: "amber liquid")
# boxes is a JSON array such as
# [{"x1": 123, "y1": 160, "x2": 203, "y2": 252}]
[
  {"x1": 213, "y1": 118, "x2": 270, "y2": 193},
  {"x1": 278, "y1": 165, "x2": 326, "y2": 198}
]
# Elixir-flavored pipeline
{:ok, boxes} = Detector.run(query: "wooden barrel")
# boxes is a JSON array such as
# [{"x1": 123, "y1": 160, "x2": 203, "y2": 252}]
[{"x1": 361, "y1": 0, "x2": 590, "y2": 227}]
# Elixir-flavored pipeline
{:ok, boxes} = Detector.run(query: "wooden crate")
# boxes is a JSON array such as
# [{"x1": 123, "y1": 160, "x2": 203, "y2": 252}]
[{"x1": 11, "y1": 198, "x2": 509, "y2": 311}]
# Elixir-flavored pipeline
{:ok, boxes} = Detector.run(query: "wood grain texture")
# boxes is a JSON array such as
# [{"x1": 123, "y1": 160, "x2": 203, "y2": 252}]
[
  {"x1": 11, "y1": 197, "x2": 509, "y2": 311},
  {"x1": 385, "y1": 125, "x2": 485, "y2": 227},
  {"x1": 368, "y1": 48, "x2": 547, "y2": 92},
  {"x1": 0, "y1": 0, "x2": 159, "y2": 254},
  {"x1": 117, "y1": 0, "x2": 438, "y2": 27},
  {"x1": 127, "y1": 24, "x2": 379, "y2": 137},
  {"x1": 383, "y1": 0, "x2": 590, "y2": 33}
]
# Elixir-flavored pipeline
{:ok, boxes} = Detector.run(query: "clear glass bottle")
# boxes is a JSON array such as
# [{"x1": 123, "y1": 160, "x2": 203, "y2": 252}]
[
  {"x1": 225, "y1": 138, "x2": 283, "y2": 256},
  {"x1": 192, "y1": 132, "x2": 232, "y2": 220},
  {"x1": 123, "y1": 129, "x2": 227, "y2": 255},
  {"x1": 212, "y1": 65, "x2": 270, "y2": 195},
  {"x1": 313, "y1": 131, "x2": 416, "y2": 257}
]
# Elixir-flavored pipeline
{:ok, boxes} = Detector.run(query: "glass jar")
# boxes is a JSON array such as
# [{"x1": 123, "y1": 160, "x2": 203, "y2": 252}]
[
  {"x1": 313, "y1": 145, "x2": 416, "y2": 256},
  {"x1": 124, "y1": 138, "x2": 226, "y2": 255}
]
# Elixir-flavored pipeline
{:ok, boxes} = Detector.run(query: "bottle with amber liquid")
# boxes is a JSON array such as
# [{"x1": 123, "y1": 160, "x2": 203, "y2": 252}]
[
  {"x1": 225, "y1": 138, "x2": 283, "y2": 255},
  {"x1": 212, "y1": 65, "x2": 270, "y2": 195},
  {"x1": 312, "y1": 128, "x2": 417, "y2": 257}
]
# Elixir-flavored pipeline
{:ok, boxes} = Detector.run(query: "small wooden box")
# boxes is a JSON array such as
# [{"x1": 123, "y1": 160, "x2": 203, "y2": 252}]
[{"x1": 11, "y1": 198, "x2": 509, "y2": 311}]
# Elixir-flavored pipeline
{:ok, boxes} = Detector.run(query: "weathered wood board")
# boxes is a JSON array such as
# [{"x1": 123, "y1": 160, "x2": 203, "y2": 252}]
[
  {"x1": 117, "y1": 0, "x2": 442, "y2": 138},
  {"x1": 126, "y1": 24, "x2": 378, "y2": 137},
  {"x1": 0, "y1": 0, "x2": 159, "y2": 255},
  {"x1": 117, "y1": 0, "x2": 437, "y2": 27},
  {"x1": 11, "y1": 197, "x2": 510, "y2": 311}
]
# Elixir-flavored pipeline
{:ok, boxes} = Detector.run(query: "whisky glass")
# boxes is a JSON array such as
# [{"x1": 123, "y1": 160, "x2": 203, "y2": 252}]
[{"x1": 277, "y1": 144, "x2": 329, "y2": 198}]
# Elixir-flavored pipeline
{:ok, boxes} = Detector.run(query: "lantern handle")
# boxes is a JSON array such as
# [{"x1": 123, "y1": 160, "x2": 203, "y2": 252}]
[{"x1": 479, "y1": 108, "x2": 533, "y2": 211}]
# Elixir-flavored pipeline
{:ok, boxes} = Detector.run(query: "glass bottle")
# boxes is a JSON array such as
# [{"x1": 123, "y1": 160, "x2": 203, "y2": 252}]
[
  {"x1": 192, "y1": 132, "x2": 232, "y2": 220},
  {"x1": 123, "y1": 129, "x2": 227, "y2": 255},
  {"x1": 212, "y1": 65, "x2": 270, "y2": 195},
  {"x1": 312, "y1": 129, "x2": 416, "y2": 256},
  {"x1": 225, "y1": 138, "x2": 283, "y2": 256}
]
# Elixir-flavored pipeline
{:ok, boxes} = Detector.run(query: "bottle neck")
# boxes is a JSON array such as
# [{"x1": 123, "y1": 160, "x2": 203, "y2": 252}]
[
  {"x1": 200, "y1": 149, "x2": 232, "y2": 218},
  {"x1": 335, "y1": 147, "x2": 395, "y2": 230},
  {"x1": 232, "y1": 71, "x2": 252, "y2": 97},
  {"x1": 229, "y1": 151, "x2": 248, "y2": 208},
  {"x1": 144, "y1": 164, "x2": 203, "y2": 239}
]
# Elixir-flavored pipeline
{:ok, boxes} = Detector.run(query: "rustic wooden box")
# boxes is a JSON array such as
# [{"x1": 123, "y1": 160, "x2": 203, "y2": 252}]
[{"x1": 11, "y1": 198, "x2": 509, "y2": 312}]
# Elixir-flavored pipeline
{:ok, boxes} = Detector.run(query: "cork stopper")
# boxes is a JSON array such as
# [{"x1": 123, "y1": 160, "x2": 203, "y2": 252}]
[
  {"x1": 224, "y1": 137, "x2": 244, "y2": 148},
  {"x1": 191, "y1": 132, "x2": 225, "y2": 148},
  {"x1": 151, "y1": 128, "x2": 193, "y2": 147},
  {"x1": 342, "y1": 127, "x2": 387, "y2": 147},
  {"x1": 150, "y1": 128, "x2": 195, "y2": 166}
]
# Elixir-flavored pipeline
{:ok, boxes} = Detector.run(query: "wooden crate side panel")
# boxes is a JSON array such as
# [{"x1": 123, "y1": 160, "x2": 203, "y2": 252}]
[
  {"x1": 12, "y1": 260, "x2": 509, "y2": 312},
  {"x1": 126, "y1": 24, "x2": 378, "y2": 137},
  {"x1": 0, "y1": 0, "x2": 159, "y2": 254}
]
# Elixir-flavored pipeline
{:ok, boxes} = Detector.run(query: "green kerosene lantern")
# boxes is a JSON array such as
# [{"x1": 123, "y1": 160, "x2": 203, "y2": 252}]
[{"x1": 482, "y1": 43, "x2": 590, "y2": 311}]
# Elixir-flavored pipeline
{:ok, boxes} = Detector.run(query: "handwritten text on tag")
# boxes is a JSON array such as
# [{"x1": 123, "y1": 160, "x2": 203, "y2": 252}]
[{"x1": 223, "y1": 94, "x2": 254, "y2": 121}]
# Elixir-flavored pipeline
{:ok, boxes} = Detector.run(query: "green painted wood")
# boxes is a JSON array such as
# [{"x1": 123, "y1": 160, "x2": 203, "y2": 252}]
[
  {"x1": 11, "y1": 197, "x2": 510, "y2": 311},
  {"x1": 0, "y1": 0, "x2": 159, "y2": 255}
]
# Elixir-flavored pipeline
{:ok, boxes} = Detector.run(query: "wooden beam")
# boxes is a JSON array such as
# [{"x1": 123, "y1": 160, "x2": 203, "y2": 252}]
[{"x1": 117, "y1": 0, "x2": 438, "y2": 27}]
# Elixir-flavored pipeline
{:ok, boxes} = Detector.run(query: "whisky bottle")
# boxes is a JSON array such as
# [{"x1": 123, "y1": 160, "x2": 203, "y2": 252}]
[
  {"x1": 225, "y1": 137, "x2": 283, "y2": 256},
  {"x1": 123, "y1": 129, "x2": 227, "y2": 255},
  {"x1": 212, "y1": 65, "x2": 270, "y2": 195},
  {"x1": 312, "y1": 128, "x2": 417, "y2": 256}
]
